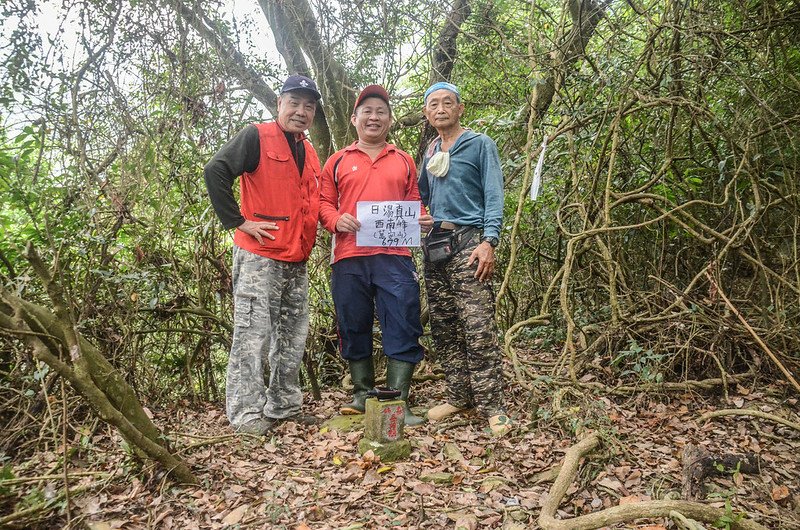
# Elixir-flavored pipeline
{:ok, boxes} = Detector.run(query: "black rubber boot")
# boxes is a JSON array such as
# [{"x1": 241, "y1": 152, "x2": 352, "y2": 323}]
[
  {"x1": 340, "y1": 357, "x2": 374, "y2": 414},
  {"x1": 386, "y1": 358, "x2": 425, "y2": 426}
]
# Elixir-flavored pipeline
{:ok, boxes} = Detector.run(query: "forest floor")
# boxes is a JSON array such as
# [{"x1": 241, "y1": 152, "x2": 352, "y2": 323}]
[{"x1": 3, "y1": 348, "x2": 800, "y2": 530}]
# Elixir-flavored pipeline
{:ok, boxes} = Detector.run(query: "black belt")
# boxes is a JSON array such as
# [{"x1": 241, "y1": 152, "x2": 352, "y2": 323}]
[{"x1": 437, "y1": 221, "x2": 481, "y2": 232}]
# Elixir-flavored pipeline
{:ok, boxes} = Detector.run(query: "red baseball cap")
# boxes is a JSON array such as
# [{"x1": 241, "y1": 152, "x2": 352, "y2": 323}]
[{"x1": 354, "y1": 84, "x2": 390, "y2": 112}]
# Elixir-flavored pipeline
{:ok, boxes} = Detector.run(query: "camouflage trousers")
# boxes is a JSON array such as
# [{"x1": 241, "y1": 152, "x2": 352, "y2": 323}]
[
  {"x1": 423, "y1": 236, "x2": 506, "y2": 417},
  {"x1": 227, "y1": 246, "x2": 309, "y2": 427}
]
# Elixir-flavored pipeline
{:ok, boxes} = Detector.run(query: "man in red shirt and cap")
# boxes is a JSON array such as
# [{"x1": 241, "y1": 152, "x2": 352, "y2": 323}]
[{"x1": 319, "y1": 85, "x2": 433, "y2": 426}]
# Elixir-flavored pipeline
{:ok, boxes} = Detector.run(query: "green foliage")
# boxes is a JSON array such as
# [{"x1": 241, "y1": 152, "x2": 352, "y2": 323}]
[
  {"x1": 0, "y1": 2, "x2": 258, "y2": 406},
  {"x1": 3, "y1": 0, "x2": 799, "y2": 417},
  {"x1": 611, "y1": 340, "x2": 664, "y2": 383},
  {"x1": 0, "y1": 459, "x2": 13, "y2": 496},
  {"x1": 712, "y1": 499, "x2": 745, "y2": 529}
]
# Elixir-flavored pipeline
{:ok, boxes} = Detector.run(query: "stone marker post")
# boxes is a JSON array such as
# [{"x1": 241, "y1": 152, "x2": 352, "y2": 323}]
[{"x1": 357, "y1": 397, "x2": 411, "y2": 461}]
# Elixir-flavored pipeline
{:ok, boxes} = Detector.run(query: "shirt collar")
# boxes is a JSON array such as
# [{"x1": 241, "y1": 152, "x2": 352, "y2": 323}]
[
  {"x1": 344, "y1": 141, "x2": 395, "y2": 153},
  {"x1": 275, "y1": 121, "x2": 307, "y2": 142}
]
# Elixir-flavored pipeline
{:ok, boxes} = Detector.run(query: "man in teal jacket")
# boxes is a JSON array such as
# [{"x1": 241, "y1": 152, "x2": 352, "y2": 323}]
[{"x1": 419, "y1": 81, "x2": 512, "y2": 436}]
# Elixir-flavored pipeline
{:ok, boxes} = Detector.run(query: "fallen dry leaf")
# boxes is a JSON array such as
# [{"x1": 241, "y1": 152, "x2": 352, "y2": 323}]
[
  {"x1": 454, "y1": 513, "x2": 478, "y2": 530},
  {"x1": 618, "y1": 494, "x2": 642, "y2": 505},
  {"x1": 412, "y1": 481, "x2": 436, "y2": 495},
  {"x1": 772, "y1": 485, "x2": 790, "y2": 502},
  {"x1": 532, "y1": 466, "x2": 561, "y2": 484},
  {"x1": 221, "y1": 504, "x2": 248, "y2": 526},
  {"x1": 598, "y1": 476, "x2": 625, "y2": 494},
  {"x1": 7, "y1": 378, "x2": 800, "y2": 530}
]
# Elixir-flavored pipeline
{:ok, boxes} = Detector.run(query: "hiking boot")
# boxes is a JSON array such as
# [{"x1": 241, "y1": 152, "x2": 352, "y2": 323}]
[
  {"x1": 386, "y1": 358, "x2": 425, "y2": 426},
  {"x1": 427, "y1": 403, "x2": 465, "y2": 421},
  {"x1": 285, "y1": 414, "x2": 323, "y2": 426},
  {"x1": 234, "y1": 417, "x2": 276, "y2": 435},
  {"x1": 341, "y1": 357, "x2": 374, "y2": 415}
]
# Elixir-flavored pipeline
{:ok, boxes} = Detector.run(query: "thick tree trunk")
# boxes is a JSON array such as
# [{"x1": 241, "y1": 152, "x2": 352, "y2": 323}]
[
  {"x1": 531, "y1": 0, "x2": 608, "y2": 120},
  {"x1": 430, "y1": 0, "x2": 472, "y2": 83},
  {"x1": 257, "y1": 0, "x2": 355, "y2": 153},
  {"x1": 416, "y1": 0, "x2": 473, "y2": 162},
  {"x1": 0, "y1": 245, "x2": 197, "y2": 484},
  {"x1": 174, "y1": 0, "x2": 336, "y2": 157}
]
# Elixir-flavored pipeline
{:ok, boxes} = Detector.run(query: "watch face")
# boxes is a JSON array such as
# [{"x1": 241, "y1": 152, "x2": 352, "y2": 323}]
[{"x1": 484, "y1": 237, "x2": 498, "y2": 247}]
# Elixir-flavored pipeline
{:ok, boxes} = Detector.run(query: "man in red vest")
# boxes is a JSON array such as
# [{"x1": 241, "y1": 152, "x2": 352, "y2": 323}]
[
  {"x1": 204, "y1": 75, "x2": 322, "y2": 435},
  {"x1": 319, "y1": 85, "x2": 433, "y2": 426}
]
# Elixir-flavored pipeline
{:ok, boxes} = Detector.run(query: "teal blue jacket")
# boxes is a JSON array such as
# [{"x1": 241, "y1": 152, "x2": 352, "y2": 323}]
[{"x1": 418, "y1": 130, "x2": 504, "y2": 240}]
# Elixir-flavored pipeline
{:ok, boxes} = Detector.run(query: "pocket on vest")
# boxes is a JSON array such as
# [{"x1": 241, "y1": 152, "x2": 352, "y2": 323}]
[{"x1": 265, "y1": 151, "x2": 290, "y2": 163}]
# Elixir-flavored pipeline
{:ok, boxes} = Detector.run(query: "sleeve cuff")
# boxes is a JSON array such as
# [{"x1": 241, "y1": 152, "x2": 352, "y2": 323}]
[{"x1": 223, "y1": 217, "x2": 245, "y2": 230}]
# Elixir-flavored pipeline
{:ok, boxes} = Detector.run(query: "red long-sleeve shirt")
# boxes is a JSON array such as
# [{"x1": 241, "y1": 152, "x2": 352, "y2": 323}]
[{"x1": 319, "y1": 142, "x2": 424, "y2": 263}]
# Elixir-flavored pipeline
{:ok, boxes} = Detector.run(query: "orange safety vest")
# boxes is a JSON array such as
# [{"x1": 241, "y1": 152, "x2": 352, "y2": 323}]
[{"x1": 233, "y1": 122, "x2": 320, "y2": 262}]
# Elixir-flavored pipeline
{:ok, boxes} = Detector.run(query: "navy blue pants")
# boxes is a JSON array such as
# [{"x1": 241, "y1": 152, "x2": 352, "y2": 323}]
[{"x1": 331, "y1": 254, "x2": 424, "y2": 364}]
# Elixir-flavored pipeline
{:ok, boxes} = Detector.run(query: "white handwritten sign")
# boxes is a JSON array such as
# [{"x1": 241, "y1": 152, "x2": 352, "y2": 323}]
[{"x1": 356, "y1": 201, "x2": 421, "y2": 247}]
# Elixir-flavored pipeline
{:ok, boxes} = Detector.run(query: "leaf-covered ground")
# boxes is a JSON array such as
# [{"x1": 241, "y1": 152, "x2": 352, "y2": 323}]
[{"x1": 3, "y1": 360, "x2": 800, "y2": 529}]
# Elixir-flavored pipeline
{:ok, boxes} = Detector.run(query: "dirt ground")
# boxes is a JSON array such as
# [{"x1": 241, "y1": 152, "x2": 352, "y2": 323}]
[{"x1": 3, "y1": 361, "x2": 800, "y2": 529}]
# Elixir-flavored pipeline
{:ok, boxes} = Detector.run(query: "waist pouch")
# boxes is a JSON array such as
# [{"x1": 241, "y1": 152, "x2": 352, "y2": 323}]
[{"x1": 421, "y1": 226, "x2": 479, "y2": 263}]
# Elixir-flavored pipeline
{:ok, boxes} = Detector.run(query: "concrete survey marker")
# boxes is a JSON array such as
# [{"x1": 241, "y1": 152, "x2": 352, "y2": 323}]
[{"x1": 357, "y1": 397, "x2": 411, "y2": 461}]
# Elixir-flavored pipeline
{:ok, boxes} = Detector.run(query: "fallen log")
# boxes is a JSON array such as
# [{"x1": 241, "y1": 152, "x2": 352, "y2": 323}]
[{"x1": 682, "y1": 444, "x2": 760, "y2": 500}]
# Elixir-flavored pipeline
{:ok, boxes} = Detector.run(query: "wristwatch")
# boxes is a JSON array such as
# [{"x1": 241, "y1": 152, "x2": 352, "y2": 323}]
[{"x1": 482, "y1": 236, "x2": 499, "y2": 248}]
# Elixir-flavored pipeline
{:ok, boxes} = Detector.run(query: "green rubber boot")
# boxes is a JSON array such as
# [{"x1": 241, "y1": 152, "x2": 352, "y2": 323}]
[
  {"x1": 386, "y1": 358, "x2": 425, "y2": 426},
  {"x1": 341, "y1": 357, "x2": 374, "y2": 414}
]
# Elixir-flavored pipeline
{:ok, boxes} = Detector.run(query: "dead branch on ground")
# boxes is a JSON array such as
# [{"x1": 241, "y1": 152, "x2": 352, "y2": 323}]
[
  {"x1": 538, "y1": 434, "x2": 769, "y2": 530},
  {"x1": 698, "y1": 408, "x2": 800, "y2": 432}
]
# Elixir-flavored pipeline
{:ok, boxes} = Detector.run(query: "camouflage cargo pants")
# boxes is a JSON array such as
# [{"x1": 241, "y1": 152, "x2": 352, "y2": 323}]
[
  {"x1": 227, "y1": 246, "x2": 309, "y2": 427},
  {"x1": 423, "y1": 235, "x2": 506, "y2": 417}
]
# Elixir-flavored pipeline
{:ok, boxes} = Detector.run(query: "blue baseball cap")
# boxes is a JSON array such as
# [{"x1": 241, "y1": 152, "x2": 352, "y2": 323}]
[
  {"x1": 424, "y1": 82, "x2": 461, "y2": 104},
  {"x1": 280, "y1": 74, "x2": 322, "y2": 100}
]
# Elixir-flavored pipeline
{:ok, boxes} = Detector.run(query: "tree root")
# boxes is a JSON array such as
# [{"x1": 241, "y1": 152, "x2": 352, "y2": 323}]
[
  {"x1": 698, "y1": 408, "x2": 800, "y2": 432},
  {"x1": 0, "y1": 471, "x2": 110, "y2": 486},
  {"x1": 435, "y1": 419, "x2": 476, "y2": 432},
  {"x1": 671, "y1": 510, "x2": 709, "y2": 530},
  {"x1": 175, "y1": 433, "x2": 265, "y2": 453},
  {"x1": 538, "y1": 434, "x2": 769, "y2": 530}
]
